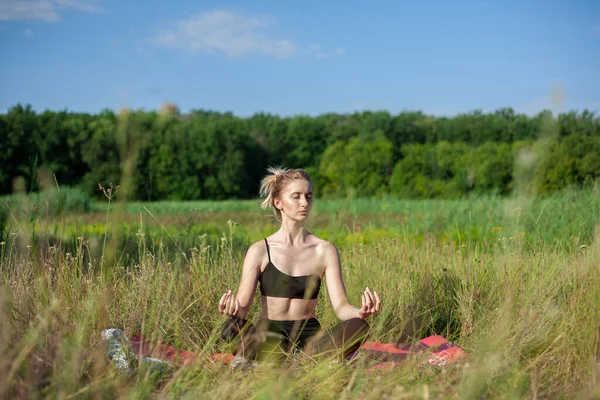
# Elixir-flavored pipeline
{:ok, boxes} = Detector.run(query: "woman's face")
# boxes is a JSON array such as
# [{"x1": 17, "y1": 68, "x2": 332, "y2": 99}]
[{"x1": 275, "y1": 179, "x2": 313, "y2": 221}]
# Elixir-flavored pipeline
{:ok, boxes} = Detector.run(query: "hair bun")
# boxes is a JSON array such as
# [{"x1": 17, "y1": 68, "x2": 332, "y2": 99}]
[{"x1": 267, "y1": 166, "x2": 288, "y2": 178}]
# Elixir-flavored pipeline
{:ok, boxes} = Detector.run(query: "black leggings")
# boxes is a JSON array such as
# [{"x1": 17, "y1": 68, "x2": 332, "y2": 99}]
[{"x1": 221, "y1": 317, "x2": 369, "y2": 361}]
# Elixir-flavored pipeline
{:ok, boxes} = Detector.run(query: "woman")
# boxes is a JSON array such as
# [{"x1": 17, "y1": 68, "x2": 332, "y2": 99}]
[{"x1": 218, "y1": 167, "x2": 381, "y2": 366}]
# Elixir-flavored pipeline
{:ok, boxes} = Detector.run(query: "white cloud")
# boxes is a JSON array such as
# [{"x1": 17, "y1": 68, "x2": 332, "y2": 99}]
[
  {"x1": 152, "y1": 9, "x2": 298, "y2": 59},
  {"x1": 54, "y1": 0, "x2": 101, "y2": 13},
  {"x1": 307, "y1": 43, "x2": 346, "y2": 59},
  {"x1": 24, "y1": 28, "x2": 33, "y2": 36},
  {"x1": 0, "y1": 0, "x2": 102, "y2": 22}
]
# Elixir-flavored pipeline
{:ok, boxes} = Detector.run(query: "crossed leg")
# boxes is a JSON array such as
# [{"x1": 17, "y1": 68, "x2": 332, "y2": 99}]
[{"x1": 221, "y1": 317, "x2": 370, "y2": 361}]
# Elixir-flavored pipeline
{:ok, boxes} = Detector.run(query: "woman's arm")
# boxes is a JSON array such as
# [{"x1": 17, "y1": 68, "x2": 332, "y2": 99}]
[
  {"x1": 218, "y1": 241, "x2": 263, "y2": 320},
  {"x1": 322, "y1": 242, "x2": 381, "y2": 320}
]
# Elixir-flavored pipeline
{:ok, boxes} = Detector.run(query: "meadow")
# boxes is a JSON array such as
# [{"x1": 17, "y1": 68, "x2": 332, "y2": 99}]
[{"x1": 1, "y1": 188, "x2": 599, "y2": 398}]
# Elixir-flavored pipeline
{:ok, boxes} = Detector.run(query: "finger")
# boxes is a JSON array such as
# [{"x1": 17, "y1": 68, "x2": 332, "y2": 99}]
[
  {"x1": 374, "y1": 291, "x2": 381, "y2": 312},
  {"x1": 219, "y1": 292, "x2": 229, "y2": 311},
  {"x1": 358, "y1": 294, "x2": 366, "y2": 319},
  {"x1": 222, "y1": 290, "x2": 231, "y2": 302},
  {"x1": 361, "y1": 294, "x2": 366, "y2": 310},
  {"x1": 228, "y1": 295, "x2": 236, "y2": 315},
  {"x1": 365, "y1": 287, "x2": 375, "y2": 305},
  {"x1": 223, "y1": 297, "x2": 230, "y2": 315},
  {"x1": 231, "y1": 295, "x2": 237, "y2": 313},
  {"x1": 233, "y1": 299, "x2": 239, "y2": 316},
  {"x1": 368, "y1": 287, "x2": 378, "y2": 311},
  {"x1": 364, "y1": 289, "x2": 374, "y2": 311},
  {"x1": 225, "y1": 294, "x2": 234, "y2": 315}
]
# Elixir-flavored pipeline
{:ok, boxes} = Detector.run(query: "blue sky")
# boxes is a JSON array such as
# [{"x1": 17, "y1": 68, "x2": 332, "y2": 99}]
[{"x1": 1, "y1": 0, "x2": 599, "y2": 117}]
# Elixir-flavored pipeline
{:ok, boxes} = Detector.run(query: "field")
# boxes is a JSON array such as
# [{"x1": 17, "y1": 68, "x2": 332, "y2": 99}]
[{"x1": 1, "y1": 188, "x2": 600, "y2": 399}]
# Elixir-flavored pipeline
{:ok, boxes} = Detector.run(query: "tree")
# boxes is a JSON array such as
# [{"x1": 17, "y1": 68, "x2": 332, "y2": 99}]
[
  {"x1": 319, "y1": 136, "x2": 393, "y2": 197},
  {"x1": 0, "y1": 104, "x2": 38, "y2": 193}
]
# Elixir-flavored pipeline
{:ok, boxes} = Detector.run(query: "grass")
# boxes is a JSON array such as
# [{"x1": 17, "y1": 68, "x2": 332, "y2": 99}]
[
  {"x1": 1, "y1": 190, "x2": 600, "y2": 398},
  {"x1": 9, "y1": 187, "x2": 598, "y2": 256}
]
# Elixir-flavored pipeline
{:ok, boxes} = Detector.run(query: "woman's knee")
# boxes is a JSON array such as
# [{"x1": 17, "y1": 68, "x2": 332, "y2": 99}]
[
  {"x1": 220, "y1": 317, "x2": 248, "y2": 341},
  {"x1": 344, "y1": 318, "x2": 370, "y2": 335}
]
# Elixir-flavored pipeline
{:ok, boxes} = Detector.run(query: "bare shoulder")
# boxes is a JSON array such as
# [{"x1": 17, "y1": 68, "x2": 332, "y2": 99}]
[
  {"x1": 310, "y1": 235, "x2": 340, "y2": 261},
  {"x1": 245, "y1": 239, "x2": 268, "y2": 262}
]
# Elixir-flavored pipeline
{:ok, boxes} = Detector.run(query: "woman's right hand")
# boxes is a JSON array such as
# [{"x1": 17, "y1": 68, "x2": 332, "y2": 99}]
[{"x1": 218, "y1": 289, "x2": 240, "y2": 317}]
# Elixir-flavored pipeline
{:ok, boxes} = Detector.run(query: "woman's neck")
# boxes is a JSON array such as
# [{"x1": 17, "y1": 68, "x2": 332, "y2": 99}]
[{"x1": 276, "y1": 217, "x2": 308, "y2": 245}]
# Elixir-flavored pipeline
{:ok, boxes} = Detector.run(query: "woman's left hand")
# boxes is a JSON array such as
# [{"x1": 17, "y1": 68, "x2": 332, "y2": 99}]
[{"x1": 357, "y1": 287, "x2": 381, "y2": 319}]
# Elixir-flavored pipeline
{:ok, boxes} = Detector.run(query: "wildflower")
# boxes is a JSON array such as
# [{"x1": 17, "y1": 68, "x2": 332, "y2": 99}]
[
  {"x1": 98, "y1": 182, "x2": 120, "y2": 200},
  {"x1": 491, "y1": 226, "x2": 502, "y2": 233}
]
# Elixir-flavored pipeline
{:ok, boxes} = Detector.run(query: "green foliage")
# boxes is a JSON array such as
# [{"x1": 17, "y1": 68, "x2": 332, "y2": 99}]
[
  {"x1": 533, "y1": 135, "x2": 600, "y2": 194},
  {"x1": 319, "y1": 136, "x2": 393, "y2": 197},
  {"x1": 463, "y1": 142, "x2": 513, "y2": 194},
  {"x1": 0, "y1": 104, "x2": 38, "y2": 193},
  {"x1": 79, "y1": 110, "x2": 120, "y2": 197},
  {"x1": 389, "y1": 142, "x2": 471, "y2": 198},
  {"x1": 1, "y1": 104, "x2": 599, "y2": 200}
]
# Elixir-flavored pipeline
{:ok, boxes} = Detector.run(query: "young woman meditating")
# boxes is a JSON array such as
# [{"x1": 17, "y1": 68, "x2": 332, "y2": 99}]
[{"x1": 218, "y1": 167, "x2": 381, "y2": 366}]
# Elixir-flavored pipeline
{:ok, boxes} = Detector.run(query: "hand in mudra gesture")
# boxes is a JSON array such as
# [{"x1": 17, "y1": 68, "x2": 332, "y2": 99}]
[
  {"x1": 218, "y1": 289, "x2": 240, "y2": 317},
  {"x1": 357, "y1": 287, "x2": 381, "y2": 319}
]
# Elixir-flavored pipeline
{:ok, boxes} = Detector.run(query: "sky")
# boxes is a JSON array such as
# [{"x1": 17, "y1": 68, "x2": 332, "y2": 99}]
[{"x1": 1, "y1": 0, "x2": 599, "y2": 117}]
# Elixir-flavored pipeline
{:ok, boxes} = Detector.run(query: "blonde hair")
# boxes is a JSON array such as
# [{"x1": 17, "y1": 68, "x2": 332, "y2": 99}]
[{"x1": 260, "y1": 166, "x2": 312, "y2": 217}]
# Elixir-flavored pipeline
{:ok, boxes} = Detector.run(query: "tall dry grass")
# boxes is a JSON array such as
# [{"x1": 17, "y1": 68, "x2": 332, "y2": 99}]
[{"x1": 1, "y1": 200, "x2": 599, "y2": 398}]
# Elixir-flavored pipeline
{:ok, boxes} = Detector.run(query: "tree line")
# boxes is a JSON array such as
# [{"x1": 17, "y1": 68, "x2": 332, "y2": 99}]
[{"x1": 1, "y1": 103, "x2": 599, "y2": 201}]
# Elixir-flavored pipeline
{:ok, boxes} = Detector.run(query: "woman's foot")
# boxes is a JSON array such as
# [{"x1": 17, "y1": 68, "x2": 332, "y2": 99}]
[{"x1": 231, "y1": 355, "x2": 258, "y2": 372}]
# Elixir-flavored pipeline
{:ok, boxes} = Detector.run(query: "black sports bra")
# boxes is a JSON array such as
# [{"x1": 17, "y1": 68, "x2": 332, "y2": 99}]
[{"x1": 258, "y1": 239, "x2": 322, "y2": 300}]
